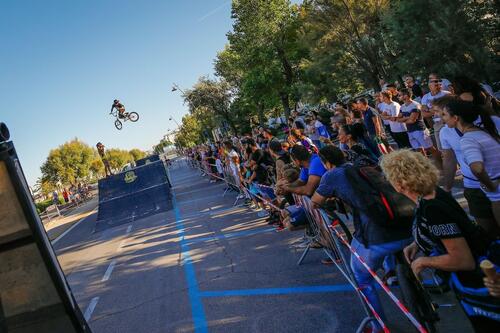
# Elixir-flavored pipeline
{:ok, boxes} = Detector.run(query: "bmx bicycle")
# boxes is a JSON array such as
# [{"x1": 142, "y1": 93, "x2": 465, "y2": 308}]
[{"x1": 110, "y1": 109, "x2": 139, "y2": 130}]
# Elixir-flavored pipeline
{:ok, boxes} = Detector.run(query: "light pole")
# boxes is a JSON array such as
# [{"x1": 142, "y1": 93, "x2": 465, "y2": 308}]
[
  {"x1": 171, "y1": 83, "x2": 186, "y2": 95},
  {"x1": 171, "y1": 82, "x2": 189, "y2": 129},
  {"x1": 168, "y1": 116, "x2": 180, "y2": 127}
]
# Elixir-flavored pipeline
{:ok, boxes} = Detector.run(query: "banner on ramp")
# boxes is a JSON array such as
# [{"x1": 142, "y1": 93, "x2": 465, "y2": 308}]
[{"x1": 95, "y1": 160, "x2": 172, "y2": 232}]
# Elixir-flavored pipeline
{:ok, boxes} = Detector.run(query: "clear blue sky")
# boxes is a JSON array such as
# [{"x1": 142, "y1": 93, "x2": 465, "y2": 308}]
[{"x1": 0, "y1": 0, "x2": 233, "y2": 186}]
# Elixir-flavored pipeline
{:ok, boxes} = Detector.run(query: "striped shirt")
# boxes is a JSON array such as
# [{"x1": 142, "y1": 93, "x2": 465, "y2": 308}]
[{"x1": 461, "y1": 130, "x2": 500, "y2": 201}]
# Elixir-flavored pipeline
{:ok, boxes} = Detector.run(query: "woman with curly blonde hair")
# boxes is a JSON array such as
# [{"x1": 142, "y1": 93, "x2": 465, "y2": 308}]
[{"x1": 381, "y1": 149, "x2": 497, "y2": 331}]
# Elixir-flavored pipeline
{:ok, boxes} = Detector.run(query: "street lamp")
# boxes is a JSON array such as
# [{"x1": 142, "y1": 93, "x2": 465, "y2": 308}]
[
  {"x1": 171, "y1": 83, "x2": 186, "y2": 95},
  {"x1": 168, "y1": 116, "x2": 180, "y2": 127}
]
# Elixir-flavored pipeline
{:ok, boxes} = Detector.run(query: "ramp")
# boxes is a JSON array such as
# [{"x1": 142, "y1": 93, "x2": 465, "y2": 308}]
[
  {"x1": 95, "y1": 160, "x2": 172, "y2": 232},
  {"x1": 135, "y1": 154, "x2": 160, "y2": 167}
]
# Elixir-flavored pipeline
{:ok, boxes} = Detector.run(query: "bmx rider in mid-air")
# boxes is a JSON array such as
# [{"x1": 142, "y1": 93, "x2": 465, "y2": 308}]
[{"x1": 111, "y1": 99, "x2": 126, "y2": 118}]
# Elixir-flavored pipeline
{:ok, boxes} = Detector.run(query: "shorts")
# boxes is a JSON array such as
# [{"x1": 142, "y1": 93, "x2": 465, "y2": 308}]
[
  {"x1": 391, "y1": 131, "x2": 411, "y2": 149},
  {"x1": 464, "y1": 187, "x2": 494, "y2": 219},
  {"x1": 408, "y1": 130, "x2": 433, "y2": 149},
  {"x1": 285, "y1": 205, "x2": 307, "y2": 227}
]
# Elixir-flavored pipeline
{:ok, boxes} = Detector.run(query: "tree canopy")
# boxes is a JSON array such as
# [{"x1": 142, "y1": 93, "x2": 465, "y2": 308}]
[
  {"x1": 40, "y1": 139, "x2": 146, "y2": 188},
  {"x1": 174, "y1": 0, "x2": 499, "y2": 147}
]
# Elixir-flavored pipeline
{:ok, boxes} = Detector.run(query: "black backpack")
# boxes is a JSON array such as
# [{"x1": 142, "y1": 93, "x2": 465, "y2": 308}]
[{"x1": 344, "y1": 165, "x2": 415, "y2": 229}]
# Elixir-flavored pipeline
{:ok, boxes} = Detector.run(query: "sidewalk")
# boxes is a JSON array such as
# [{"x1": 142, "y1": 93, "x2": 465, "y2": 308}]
[{"x1": 43, "y1": 196, "x2": 99, "y2": 241}]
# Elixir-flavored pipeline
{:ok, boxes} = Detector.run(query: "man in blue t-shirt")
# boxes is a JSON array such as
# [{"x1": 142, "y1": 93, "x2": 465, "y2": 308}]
[
  {"x1": 311, "y1": 145, "x2": 412, "y2": 332},
  {"x1": 277, "y1": 144, "x2": 326, "y2": 197},
  {"x1": 357, "y1": 97, "x2": 382, "y2": 139}
]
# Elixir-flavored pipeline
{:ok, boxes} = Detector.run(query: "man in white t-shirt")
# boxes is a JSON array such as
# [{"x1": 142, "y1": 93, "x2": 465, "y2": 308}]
[
  {"x1": 374, "y1": 92, "x2": 392, "y2": 139},
  {"x1": 380, "y1": 91, "x2": 411, "y2": 148},
  {"x1": 397, "y1": 88, "x2": 436, "y2": 155},
  {"x1": 421, "y1": 73, "x2": 451, "y2": 150}
]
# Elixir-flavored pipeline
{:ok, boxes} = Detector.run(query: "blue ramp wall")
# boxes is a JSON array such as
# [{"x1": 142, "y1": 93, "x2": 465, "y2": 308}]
[
  {"x1": 135, "y1": 154, "x2": 160, "y2": 167},
  {"x1": 95, "y1": 160, "x2": 172, "y2": 232}
]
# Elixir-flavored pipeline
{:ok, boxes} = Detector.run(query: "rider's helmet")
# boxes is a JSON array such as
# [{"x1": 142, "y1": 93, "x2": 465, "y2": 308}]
[{"x1": 113, "y1": 99, "x2": 119, "y2": 104}]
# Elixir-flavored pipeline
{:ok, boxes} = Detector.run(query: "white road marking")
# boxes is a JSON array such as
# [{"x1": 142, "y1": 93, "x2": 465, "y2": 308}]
[
  {"x1": 84, "y1": 297, "x2": 99, "y2": 321},
  {"x1": 101, "y1": 260, "x2": 117, "y2": 282},
  {"x1": 52, "y1": 208, "x2": 98, "y2": 245}
]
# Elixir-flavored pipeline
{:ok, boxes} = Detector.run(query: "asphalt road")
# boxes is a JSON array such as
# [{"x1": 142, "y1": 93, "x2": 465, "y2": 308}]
[{"x1": 53, "y1": 161, "x2": 474, "y2": 333}]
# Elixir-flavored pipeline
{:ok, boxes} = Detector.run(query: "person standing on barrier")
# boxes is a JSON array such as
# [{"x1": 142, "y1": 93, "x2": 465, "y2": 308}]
[
  {"x1": 311, "y1": 145, "x2": 413, "y2": 333},
  {"x1": 380, "y1": 149, "x2": 499, "y2": 332}
]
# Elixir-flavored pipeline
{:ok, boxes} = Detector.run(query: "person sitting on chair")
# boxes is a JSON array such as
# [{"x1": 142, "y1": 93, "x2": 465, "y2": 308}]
[{"x1": 111, "y1": 99, "x2": 126, "y2": 118}]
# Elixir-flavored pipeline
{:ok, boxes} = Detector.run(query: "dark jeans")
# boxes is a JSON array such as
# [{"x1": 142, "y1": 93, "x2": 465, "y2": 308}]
[{"x1": 391, "y1": 131, "x2": 411, "y2": 149}]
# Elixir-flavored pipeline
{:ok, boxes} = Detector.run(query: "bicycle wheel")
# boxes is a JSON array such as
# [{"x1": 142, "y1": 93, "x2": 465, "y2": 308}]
[
  {"x1": 395, "y1": 254, "x2": 439, "y2": 333},
  {"x1": 114, "y1": 119, "x2": 123, "y2": 130},
  {"x1": 128, "y1": 112, "x2": 139, "y2": 122}
]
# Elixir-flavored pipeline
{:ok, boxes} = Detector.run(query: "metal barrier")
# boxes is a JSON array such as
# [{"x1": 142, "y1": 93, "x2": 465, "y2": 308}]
[{"x1": 297, "y1": 195, "x2": 388, "y2": 332}]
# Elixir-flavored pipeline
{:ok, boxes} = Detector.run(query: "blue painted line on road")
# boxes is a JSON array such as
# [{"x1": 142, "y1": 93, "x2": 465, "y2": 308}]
[
  {"x1": 172, "y1": 192, "x2": 208, "y2": 333},
  {"x1": 186, "y1": 227, "x2": 275, "y2": 244},
  {"x1": 198, "y1": 284, "x2": 354, "y2": 298}
]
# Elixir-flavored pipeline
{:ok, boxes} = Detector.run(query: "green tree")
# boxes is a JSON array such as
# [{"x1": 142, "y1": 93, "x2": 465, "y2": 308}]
[
  {"x1": 40, "y1": 139, "x2": 94, "y2": 186},
  {"x1": 301, "y1": 0, "x2": 393, "y2": 91},
  {"x1": 105, "y1": 149, "x2": 133, "y2": 171},
  {"x1": 153, "y1": 139, "x2": 173, "y2": 155},
  {"x1": 227, "y1": 0, "x2": 307, "y2": 118},
  {"x1": 176, "y1": 114, "x2": 203, "y2": 148},
  {"x1": 383, "y1": 0, "x2": 500, "y2": 81},
  {"x1": 129, "y1": 148, "x2": 147, "y2": 161},
  {"x1": 89, "y1": 158, "x2": 104, "y2": 178},
  {"x1": 184, "y1": 76, "x2": 236, "y2": 134}
]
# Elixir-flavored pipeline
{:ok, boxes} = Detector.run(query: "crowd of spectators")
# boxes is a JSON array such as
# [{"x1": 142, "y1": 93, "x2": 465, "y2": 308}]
[{"x1": 186, "y1": 74, "x2": 500, "y2": 332}]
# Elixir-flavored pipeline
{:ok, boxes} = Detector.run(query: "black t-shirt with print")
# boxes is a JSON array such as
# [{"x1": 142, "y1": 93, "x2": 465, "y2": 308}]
[{"x1": 414, "y1": 187, "x2": 490, "y2": 258}]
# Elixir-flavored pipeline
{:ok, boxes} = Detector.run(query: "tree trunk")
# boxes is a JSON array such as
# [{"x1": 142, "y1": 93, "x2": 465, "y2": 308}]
[
  {"x1": 280, "y1": 92, "x2": 291, "y2": 119},
  {"x1": 276, "y1": 46, "x2": 293, "y2": 119},
  {"x1": 257, "y1": 102, "x2": 265, "y2": 126}
]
